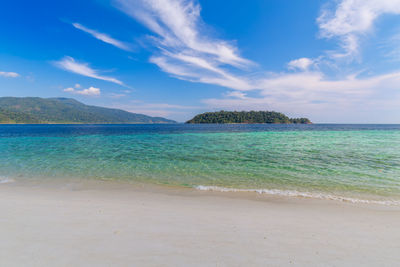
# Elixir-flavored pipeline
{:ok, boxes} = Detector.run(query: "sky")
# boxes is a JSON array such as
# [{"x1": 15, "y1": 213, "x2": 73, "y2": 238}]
[{"x1": 1, "y1": 0, "x2": 400, "y2": 123}]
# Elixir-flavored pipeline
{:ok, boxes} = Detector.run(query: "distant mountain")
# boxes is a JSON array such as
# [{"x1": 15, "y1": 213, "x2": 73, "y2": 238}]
[
  {"x1": 0, "y1": 97, "x2": 176, "y2": 124},
  {"x1": 186, "y1": 111, "x2": 311, "y2": 124}
]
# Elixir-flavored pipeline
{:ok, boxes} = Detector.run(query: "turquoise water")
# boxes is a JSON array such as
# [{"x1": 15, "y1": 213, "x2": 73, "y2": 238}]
[{"x1": 1, "y1": 124, "x2": 400, "y2": 203}]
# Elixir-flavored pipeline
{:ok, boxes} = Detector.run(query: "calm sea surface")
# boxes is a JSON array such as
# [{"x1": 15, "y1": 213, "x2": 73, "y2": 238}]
[{"x1": 1, "y1": 124, "x2": 400, "y2": 203}]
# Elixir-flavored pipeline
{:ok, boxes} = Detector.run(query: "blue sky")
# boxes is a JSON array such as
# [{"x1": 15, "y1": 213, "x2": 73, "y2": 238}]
[{"x1": 1, "y1": 0, "x2": 400, "y2": 123}]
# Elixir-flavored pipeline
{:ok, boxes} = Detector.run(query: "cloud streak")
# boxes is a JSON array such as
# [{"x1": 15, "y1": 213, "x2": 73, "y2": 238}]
[
  {"x1": 111, "y1": 0, "x2": 400, "y2": 122},
  {"x1": 109, "y1": 101, "x2": 198, "y2": 118},
  {"x1": 55, "y1": 56, "x2": 124, "y2": 85},
  {"x1": 318, "y1": 0, "x2": 400, "y2": 58},
  {"x1": 0, "y1": 71, "x2": 19, "y2": 78},
  {"x1": 115, "y1": 0, "x2": 253, "y2": 90},
  {"x1": 203, "y1": 69, "x2": 400, "y2": 122},
  {"x1": 72, "y1": 23, "x2": 131, "y2": 51}
]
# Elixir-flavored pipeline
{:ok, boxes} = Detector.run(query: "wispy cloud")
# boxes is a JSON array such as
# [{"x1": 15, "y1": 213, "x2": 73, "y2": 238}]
[
  {"x1": 54, "y1": 56, "x2": 124, "y2": 85},
  {"x1": 72, "y1": 23, "x2": 131, "y2": 51},
  {"x1": 287, "y1": 58, "x2": 315, "y2": 71},
  {"x1": 111, "y1": 0, "x2": 400, "y2": 122},
  {"x1": 0, "y1": 71, "x2": 19, "y2": 78},
  {"x1": 110, "y1": 101, "x2": 198, "y2": 118},
  {"x1": 379, "y1": 31, "x2": 400, "y2": 62},
  {"x1": 115, "y1": 0, "x2": 253, "y2": 90},
  {"x1": 317, "y1": 0, "x2": 400, "y2": 59},
  {"x1": 64, "y1": 84, "x2": 101, "y2": 96},
  {"x1": 108, "y1": 93, "x2": 126, "y2": 99},
  {"x1": 149, "y1": 55, "x2": 253, "y2": 90},
  {"x1": 203, "y1": 70, "x2": 400, "y2": 122}
]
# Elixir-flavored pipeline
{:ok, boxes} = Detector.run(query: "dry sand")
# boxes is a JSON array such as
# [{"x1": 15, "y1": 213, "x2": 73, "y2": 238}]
[{"x1": 0, "y1": 180, "x2": 399, "y2": 267}]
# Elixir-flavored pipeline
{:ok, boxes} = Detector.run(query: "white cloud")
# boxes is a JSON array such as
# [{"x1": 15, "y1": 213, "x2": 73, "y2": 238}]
[
  {"x1": 72, "y1": 23, "x2": 131, "y2": 51},
  {"x1": 110, "y1": 0, "x2": 400, "y2": 122},
  {"x1": 109, "y1": 101, "x2": 197, "y2": 118},
  {"x1": 287, "y1": 58, "x2": 315, "y2": 71},
  {"x1": 318, "y1": 0, "x2": 400, "y2": 58},
  {"x1": 132, "y1": 103, "x2": 197, "y2": 109},
  {"x1": 55, "y1": 56, "x2": 124, "y2": 85},
  {"x1": 149, "y1": 55, "x2": 253, "y2": 90},
  {"x1": 225, "y1": 91, "x2": 247, "y2": 99},
  {"x1": 0, "y1": 71, "x2": 19, "y2": 78},
  {"x1": 203, "y1": 69, "x2": 400, "y2": 122},
  {"x1": 63, "y1": 87, "x2": 74, "y2": 92},
  {"x1": 64, "y1": 86, "x2": 101, "y2": 96},
  {"x1": 115, "y1": 0, "x2": 254, "y2": 90},
  {"x1": 116, "y1": 0, "x2": 251, "y2": 66}
]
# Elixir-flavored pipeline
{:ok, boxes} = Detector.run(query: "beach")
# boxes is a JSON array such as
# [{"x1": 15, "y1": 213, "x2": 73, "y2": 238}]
[
  {"x1": 3, "y1": 0, "x2": 400, "y2": 265},
  {"x1": 1, "y1": 180, "x2": 399, "y2": 266}
]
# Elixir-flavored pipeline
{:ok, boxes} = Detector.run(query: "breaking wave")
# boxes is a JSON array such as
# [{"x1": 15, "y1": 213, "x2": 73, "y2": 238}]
[
  {"x1": 195, "y1": 185, "x2": 400, "y2": 206},
  {"x1": 0, "y1": 177, "x2": 15, "y2": 184}
]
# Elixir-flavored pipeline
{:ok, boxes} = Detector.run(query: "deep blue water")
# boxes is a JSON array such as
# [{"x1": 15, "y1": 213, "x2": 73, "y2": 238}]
[{"x1": 1, "y1": 123, "x2": 400, "y2": 137}]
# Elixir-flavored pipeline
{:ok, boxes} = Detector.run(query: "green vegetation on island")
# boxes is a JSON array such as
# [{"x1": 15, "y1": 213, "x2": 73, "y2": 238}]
[
  {"x1": 0, "y1": 97, "x2": 176, "y2": 124},
  {"x1": 186, "y1": 111, "x2": 311, "y2": 124},
  {"x1": 0, "y1": 107, "x2": 42, "y2": 124}
]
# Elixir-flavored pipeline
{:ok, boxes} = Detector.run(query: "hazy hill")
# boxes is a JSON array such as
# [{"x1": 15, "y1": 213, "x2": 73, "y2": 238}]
[
  {"x1": 186, "y1": 111, "x2": 311, "y2": 124},
  {"x1": 0, "y1": 97, "x2": 176, "y2": 124}
]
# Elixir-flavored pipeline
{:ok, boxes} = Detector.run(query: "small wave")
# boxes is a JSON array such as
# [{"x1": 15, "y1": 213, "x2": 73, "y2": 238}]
[
  {"x1": 195, "y1": 185, "x2": 400, "y2": 206},
  {"x1": 0, "y1": 177, "x2": 15, "y2": 184}
]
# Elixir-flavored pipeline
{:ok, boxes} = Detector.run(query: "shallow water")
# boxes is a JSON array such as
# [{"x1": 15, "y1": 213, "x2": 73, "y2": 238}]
[{"x1": 1, "y1": 124, "x2": 400, "y2": 203}]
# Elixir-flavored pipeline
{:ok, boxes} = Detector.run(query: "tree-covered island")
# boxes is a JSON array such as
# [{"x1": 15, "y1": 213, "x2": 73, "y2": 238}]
[{"x1": 186, "y1": 111, "x2": 311, "y2": 124}]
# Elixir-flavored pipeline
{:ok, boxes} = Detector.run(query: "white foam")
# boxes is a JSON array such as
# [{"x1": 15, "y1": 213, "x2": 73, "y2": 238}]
[
  {"x1": 0, "y1": 177, "x2": 15, "y2": 184},
  {"x1": 195, "y1": 185, "x2": 400, "y2": 206}
]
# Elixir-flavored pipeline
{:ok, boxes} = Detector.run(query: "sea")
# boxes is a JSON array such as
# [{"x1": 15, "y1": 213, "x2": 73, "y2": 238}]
[{"x1": 1, "y1": 124, "x2": 400, "y2": 205}]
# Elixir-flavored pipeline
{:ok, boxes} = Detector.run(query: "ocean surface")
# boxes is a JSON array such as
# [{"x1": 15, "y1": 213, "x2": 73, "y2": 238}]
[{"x1": 1, "y1": 124, "x2": 400, "y2": 204}]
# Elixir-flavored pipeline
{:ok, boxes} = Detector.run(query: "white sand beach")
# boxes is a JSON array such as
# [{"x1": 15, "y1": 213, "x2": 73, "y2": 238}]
[{"x1": 1, "y1": 180, "x2": 399, "y2": 267}]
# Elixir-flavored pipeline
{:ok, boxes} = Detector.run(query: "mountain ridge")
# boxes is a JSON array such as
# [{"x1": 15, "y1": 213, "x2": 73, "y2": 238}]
[{"x1": 0, "y1": 97, "x2": 176, "y2": 124}]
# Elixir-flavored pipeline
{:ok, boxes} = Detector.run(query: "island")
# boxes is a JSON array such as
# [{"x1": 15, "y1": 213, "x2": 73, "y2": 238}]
[
  {"x1": 0, "y1": 97, "x2": 176, "y2": 124},
  {"x1": 186, "y1": 111, "x2": 311, "y2": 124}
]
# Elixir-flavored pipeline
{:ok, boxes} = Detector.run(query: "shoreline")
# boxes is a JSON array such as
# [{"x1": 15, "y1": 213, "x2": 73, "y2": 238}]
[
  {"x1": 1, "y1": 179, "x2": 400, "y2": 266},
  {"x1": 2, "y1": 176, "x2": 400, "y2": 207}
]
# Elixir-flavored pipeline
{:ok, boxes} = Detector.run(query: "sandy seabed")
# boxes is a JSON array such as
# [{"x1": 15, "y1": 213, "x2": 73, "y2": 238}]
[{"x1": 0, "y1": 180, "x2": 399, "y2": 267}]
